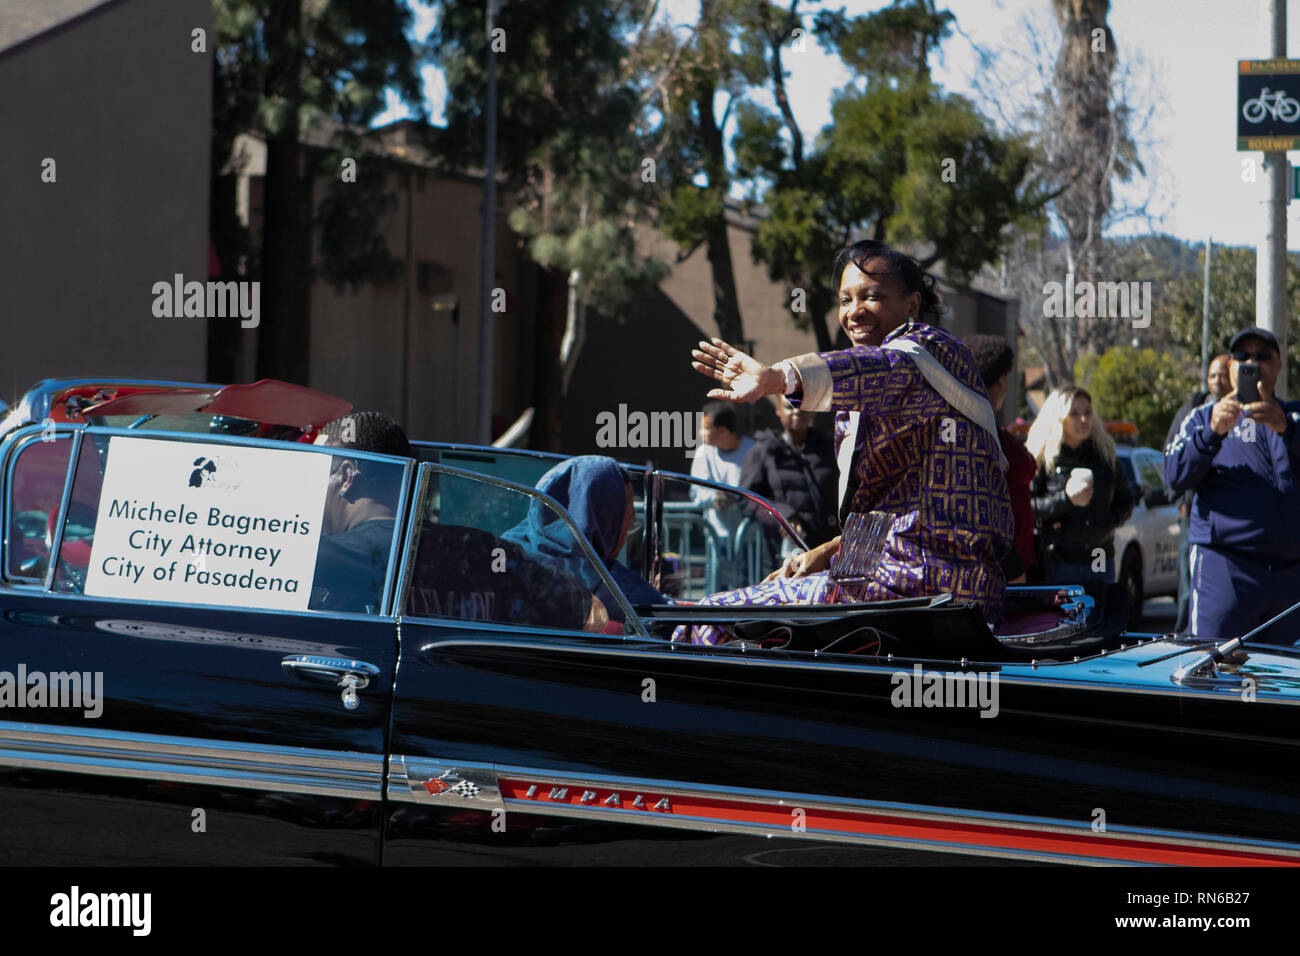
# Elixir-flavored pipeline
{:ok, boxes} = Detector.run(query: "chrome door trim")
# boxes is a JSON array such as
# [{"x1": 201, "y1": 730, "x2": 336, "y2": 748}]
[
  {"x1": 386, "y1": 755, "x2": 504, "y2": 810},
  {"x1": 0, "y1": 720, "x2": 384, "y2": 799},
  {"x1": 385, "y1": 754, "x2": 1300, "y2": 866},
  {"x1": 44, "y1": 429, "x2": 84, "y2": 591}
]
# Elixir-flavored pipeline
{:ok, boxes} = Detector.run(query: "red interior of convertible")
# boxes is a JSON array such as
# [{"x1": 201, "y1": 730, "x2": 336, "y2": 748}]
[{"x1": 52, "y1": 380, "x2": 352, "y2": 438}]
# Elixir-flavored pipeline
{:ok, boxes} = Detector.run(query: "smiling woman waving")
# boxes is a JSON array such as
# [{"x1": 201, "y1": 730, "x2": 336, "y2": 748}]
[{"x1": 678, "y1": 240, "x2": 1013, "y2": 642}]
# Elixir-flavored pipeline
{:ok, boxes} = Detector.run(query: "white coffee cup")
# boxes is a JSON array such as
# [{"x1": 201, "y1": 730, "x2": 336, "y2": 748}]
[{"x1": 1066, "y1": 467, "x2": 1094, "y2": 500}]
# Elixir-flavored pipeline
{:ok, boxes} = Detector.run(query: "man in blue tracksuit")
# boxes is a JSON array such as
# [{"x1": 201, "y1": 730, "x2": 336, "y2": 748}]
[{"x1": 1164, "y1": 327, "x2": 1300, "y2": 642}]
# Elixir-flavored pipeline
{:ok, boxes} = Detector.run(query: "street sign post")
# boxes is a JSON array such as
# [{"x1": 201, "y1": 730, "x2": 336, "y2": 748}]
[{"x1": 1239, "y1": 58, "x2": 1300, "y2": 150}]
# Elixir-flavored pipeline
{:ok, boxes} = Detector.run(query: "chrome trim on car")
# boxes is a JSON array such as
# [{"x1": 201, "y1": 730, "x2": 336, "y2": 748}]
[
  {"x1": 44, "y1": 429, "x2": 84, "y2": 591},
  {"x1": 0, "y1": 584, "x2": 396, "y2": 624},
  {"x1": 380, "y1": 459, "x2": 414, "y2": 618},
  {"x1": 385, "y1": 756, "x2": 1300, "y2": 865},
  {"x1": 386, "y1": 755, "x2": 504, "y2": 810},
  {"x1": 392, "y1": 464, "x2": 432, "y2": 620},
  {"x1": 0, "y1": 720, "x2": 384, "y2": 799}
]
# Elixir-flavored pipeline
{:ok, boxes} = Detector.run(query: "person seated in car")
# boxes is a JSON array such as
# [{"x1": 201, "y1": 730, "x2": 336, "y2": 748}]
[
  {"x1": 678, "y1": 241, "x2": 1013, "y2": 644},
  {"x1": 314, "y1": 414, "x2": 608, "y2": 630},
  {"x1": 505, "y1": 456, "x2": 670, "y2": 625},
  {"x1": 310, "y1": 412, "x2": 412, "y2": 613}
]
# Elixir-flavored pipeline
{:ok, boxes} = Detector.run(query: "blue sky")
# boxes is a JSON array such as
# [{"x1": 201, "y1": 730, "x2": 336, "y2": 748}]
[{"x1": 374, "y1": 0, "x2": 1300, "y2": 251}]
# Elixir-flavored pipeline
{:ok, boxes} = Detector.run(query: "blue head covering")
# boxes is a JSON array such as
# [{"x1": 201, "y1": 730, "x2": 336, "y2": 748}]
[{"x1": 503, "y1": 456, "x2": 667, "y2": 618}]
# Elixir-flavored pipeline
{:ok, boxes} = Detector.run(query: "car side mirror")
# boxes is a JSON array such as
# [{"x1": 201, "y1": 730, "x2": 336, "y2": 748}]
[{"x1": 1145, "y1": 487, "x2": 1169, "y2": 508}]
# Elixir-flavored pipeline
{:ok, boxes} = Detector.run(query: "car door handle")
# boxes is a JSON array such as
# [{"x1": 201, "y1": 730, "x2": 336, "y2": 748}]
[{"x1": 281, "y1": 656, "x2": 381, "y2": 710}]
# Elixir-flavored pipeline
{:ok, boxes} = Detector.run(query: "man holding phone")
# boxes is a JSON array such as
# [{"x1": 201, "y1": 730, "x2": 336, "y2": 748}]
[{"x1": 1165, "y1": 327, "x2": 1300, "y2": 641}]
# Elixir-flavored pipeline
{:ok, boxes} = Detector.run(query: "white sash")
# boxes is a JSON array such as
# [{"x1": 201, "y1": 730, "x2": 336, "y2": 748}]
[
  {"x1": 837, "y1": 411, "x2": 860, "y2": 514},
  {"x1": 882, "y1": 338, "x2": 1010, "y2": 472}
]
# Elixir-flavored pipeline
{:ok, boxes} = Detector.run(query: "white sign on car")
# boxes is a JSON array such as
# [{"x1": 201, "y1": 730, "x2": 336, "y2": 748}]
[{"x1": 84, "y1": 437, "x2": 330, "y2": 611}]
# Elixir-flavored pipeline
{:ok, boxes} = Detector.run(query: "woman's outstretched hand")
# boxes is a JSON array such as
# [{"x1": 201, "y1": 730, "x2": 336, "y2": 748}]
[{"x1": 692, "y1": 338, "x2": 784, "y2": 403}]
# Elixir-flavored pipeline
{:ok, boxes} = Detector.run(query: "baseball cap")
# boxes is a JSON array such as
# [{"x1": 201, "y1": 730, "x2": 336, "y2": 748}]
[{"x1": 1228, "y1": 326, "x2": 1281, "y2": 354}]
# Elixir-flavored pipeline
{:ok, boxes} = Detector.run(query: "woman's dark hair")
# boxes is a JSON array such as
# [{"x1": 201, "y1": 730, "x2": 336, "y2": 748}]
[
  {"x1": 701, "y1": 401, "x2": 739, "y2": 434},
  {"x1": 831, "y1": 240, "x2": 944, "y2": 320}
]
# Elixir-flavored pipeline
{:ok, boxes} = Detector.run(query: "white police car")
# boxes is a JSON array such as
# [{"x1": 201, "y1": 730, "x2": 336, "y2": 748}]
[{"x1": 1112, "y1": 444, "x2": 1182, "y2": 620}]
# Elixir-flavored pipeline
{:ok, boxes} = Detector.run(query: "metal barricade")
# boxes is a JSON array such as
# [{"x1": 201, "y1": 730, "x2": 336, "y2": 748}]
[{"x1": 661, "y1": 502, "x2": 772, "y2": 599}]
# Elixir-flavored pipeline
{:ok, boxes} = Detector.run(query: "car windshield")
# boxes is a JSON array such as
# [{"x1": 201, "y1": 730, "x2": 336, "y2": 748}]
[{"x1": 37, "y1": 430, "x2": 409, "y2": 616}]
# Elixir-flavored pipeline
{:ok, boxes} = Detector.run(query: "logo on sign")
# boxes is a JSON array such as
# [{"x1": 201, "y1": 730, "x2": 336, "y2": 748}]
[{"x1": 189, "y1": 457, "x2": 217, "y2": 487}]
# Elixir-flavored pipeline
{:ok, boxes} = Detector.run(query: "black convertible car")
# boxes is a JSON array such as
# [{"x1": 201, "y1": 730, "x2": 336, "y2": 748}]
[{"x1": 0, "y1": 379, "x2": 1297, "y2": 866}]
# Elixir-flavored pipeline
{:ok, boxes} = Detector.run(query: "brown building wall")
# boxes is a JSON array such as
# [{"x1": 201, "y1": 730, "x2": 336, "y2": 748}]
[
  {"x1": 238, "y1": 153, "x2": 532, "y2": 444},
  {"x1": 0, "y1": 0, "x2": 210, "y2": 401}
]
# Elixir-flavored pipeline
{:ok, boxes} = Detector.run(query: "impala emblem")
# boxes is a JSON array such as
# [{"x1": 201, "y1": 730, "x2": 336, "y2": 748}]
[{"x1": 422, "y1": 770, "x2": 481, "y2": 799}]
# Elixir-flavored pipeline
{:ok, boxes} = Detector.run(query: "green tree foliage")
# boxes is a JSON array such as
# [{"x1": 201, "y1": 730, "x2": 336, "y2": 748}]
[
  {"x1": 1074, "y1": 346, "x2": 1197, "y2": 448},
  {"x1": 734, "y1": 1, "x2": 1037, "y2": 350},
  {"x1": 432, "y1": 0, "x2": 666, "y2": 447},
  {"x1": 638, "y1": 0, "x2": 776, "y2": 345},
  {"x1": 1160, "y1": 244, "x2": 1300, "y2": 388},
  {"x1": 432, "y1": 0, "x2": 668, "y2": 296}
]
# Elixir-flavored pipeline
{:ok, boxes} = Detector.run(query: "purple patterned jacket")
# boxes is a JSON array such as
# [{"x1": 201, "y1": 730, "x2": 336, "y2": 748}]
[{"x1": 786, "y1": 321, "x2": 1013, "y2": 620}]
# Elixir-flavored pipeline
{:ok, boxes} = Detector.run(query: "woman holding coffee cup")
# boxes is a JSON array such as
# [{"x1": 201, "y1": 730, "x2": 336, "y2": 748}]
[{"x1": 1025, "y1": 386, "x2": 1134, "y2": 583}]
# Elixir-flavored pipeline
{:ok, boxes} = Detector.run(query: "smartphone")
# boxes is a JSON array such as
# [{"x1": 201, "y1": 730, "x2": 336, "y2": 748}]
[{"x1": 1237, "y1": 362, "x2": 1261, "y2": 404}]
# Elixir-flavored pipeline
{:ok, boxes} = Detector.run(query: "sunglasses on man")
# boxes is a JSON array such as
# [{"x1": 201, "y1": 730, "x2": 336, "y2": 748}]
[{"x1": 1232, "y1": 349, "x2": 1277, "y2": 362}]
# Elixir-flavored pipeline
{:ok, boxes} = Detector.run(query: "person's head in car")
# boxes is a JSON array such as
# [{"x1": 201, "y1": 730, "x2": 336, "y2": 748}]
[
  {"x1": 503, "y1": 456, "x2": 668, "y2": 623},
  {"x1": 314, "y1": 412, "x2": 412, "y2": 534}
]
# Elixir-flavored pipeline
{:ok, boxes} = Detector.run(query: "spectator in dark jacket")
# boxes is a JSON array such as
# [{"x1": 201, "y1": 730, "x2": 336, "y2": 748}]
[
  {"x1": 740, "y1": 400, "x2": 839, "y2": 547},
  {"x1": 1026, "y1": 386, "x2": 1134, "y2": 583},
  {"x1": 1165, "y1": 327, "x2": 1300, "y2": 641},
  {"x1": 1164, "y1": 353, "x2": 1231, "y2": 632},
  {"x1": 964, "y1": 333, "x2": 1037, "y2": 582}
]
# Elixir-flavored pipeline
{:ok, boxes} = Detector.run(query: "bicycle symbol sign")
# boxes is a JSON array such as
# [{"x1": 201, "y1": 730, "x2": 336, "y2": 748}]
[
  {"x1": 1238, "y1": 60, "x2": 1300, "y2": 149},
  {"x1": 1242, "y1": 87, "x2": 1300, "y2": 124}
]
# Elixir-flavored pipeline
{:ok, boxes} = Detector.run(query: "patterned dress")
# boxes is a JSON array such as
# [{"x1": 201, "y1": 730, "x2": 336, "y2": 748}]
[{"x1": 676, "y1": 321, "x2": 1013, "y2": 644}]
